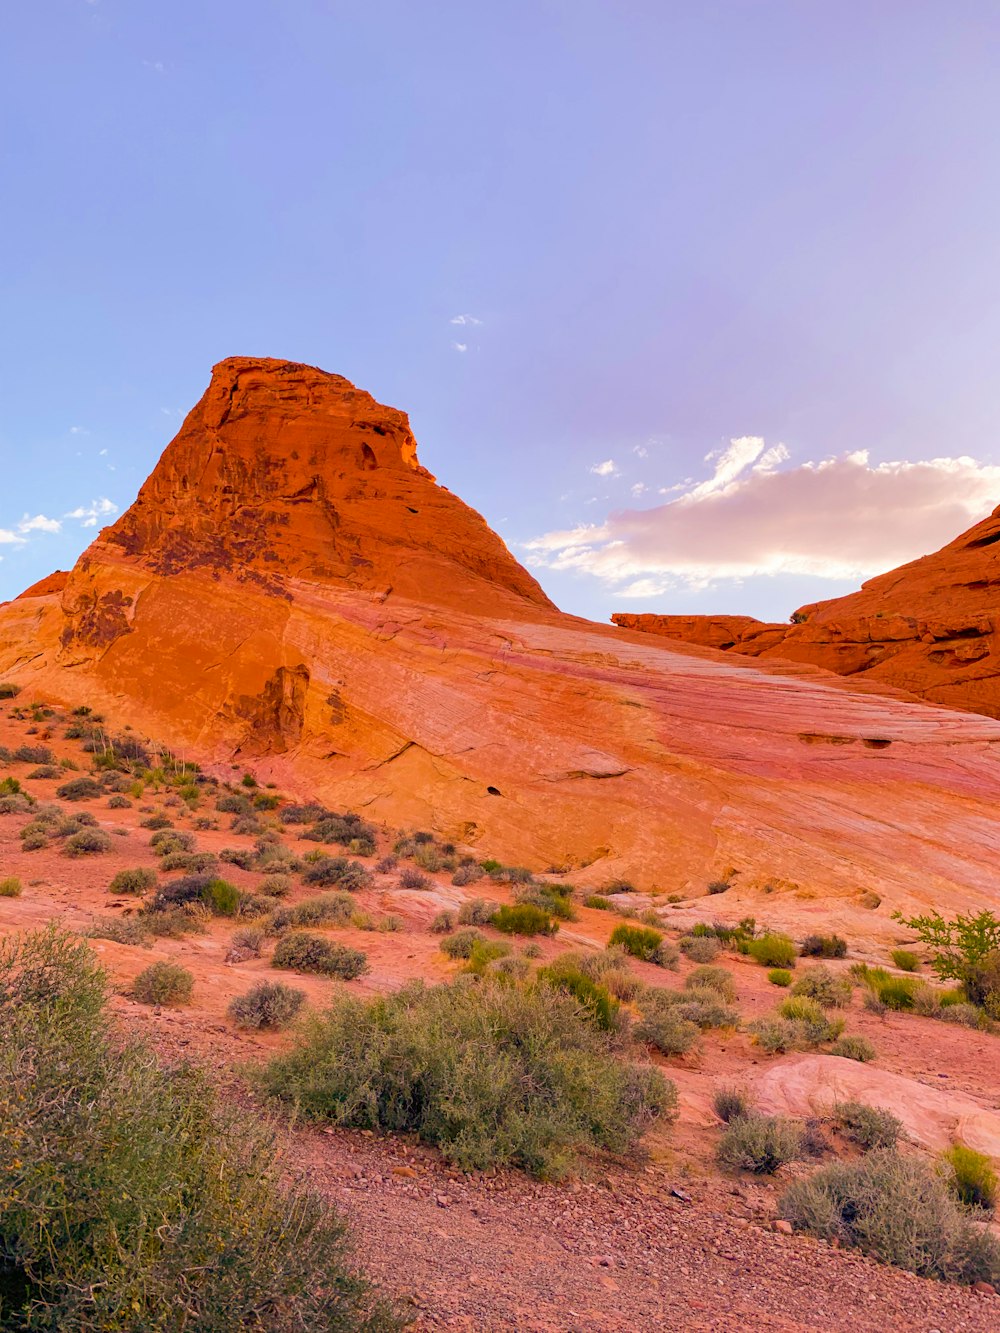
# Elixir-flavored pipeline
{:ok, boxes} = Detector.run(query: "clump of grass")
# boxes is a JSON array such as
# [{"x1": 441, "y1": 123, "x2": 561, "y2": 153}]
[
  {"x1": 747, "y1": 934, "x2": 797, "y2": 968},
  {"x1": 272, "y1": 931, "x2": 368, "y2": 979},
  {"x1": 679, "y1": 935, "x2": 721, "y2": 963},
  {"x1": 109, "y1": 867, "x2": 157, "y2": 896},
  {"x1": 891, "y1": 948, "x2": 920, "y2": 972},
  {"x1": 439, "y1": 927, "x2": 486, "y2": 960},
  {"x1": 584, "y1": 894, "x2": 613, "y2": 910},
  {"x1": 398, "y1": 867, "x2": 431, "y2": 890},
  {"x1": 493, "y1": 903, "x2": 557, "y2": 937},
  {"x1": 718, "y1": 1115, "x2": 804, "y2": 1174},
  {"x1": 834, "y1": 1100, "x2": 903, "y2": 1151},
  {"x1": 0, "y1": 926, "x2": 390, "y2": 1328},
  {"x1": 429, "y1": 910, "x2": 455, "y2": 933},
  {"x1": 800, "y1": 933, "x2": 847, "y2": 959},
  {"x1": 713, "y1": 1086, "x2": 752, "y2": 1123},
  {"x1": 0, "y1": 875, "x2": 22, "y2": 898},
  {"x1": 830, "y1": 1034, "x2": 876, "y2": 1062},
  {"x1": 609, "y1": 922, "x2": 663, "y2": 962},
  {"x1": 684, "y1": 965, "x2": 736, "y2": 1002},
  {"x1": 780, "y1": 1150, "x2": 1000, "y2": 1284},
  {"x1": 852, "y1": 963, "x2": 923, "y2": 1011},
  {"x1": 538, "y1": 957, "x2": 622, "y2": 1031},
  {"x1": 131, "y1": 961, "x2": 194, "y2": 1005},
  {"x1": 229, "y1": 981, "x2": 306, "y2": 1031},
  {"x1": 257, "y1": 978, "x2": 675, "y2": 1177},
  {"x1": 768, "y1": 968, "x2": 793, "y2": 987},
  {"x1": 791, "y1": 965, "x2": 852, "y2": 1009},
  {"x1": 940, "y1": 1144, "x2": 998, "y2": 1212}
]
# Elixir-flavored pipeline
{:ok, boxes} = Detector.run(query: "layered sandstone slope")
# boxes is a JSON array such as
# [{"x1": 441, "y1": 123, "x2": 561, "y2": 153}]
[
  {"x1": 5, "y1": 357, "x2": 1000, "y2": 919},
  {"x1": 613, "y1": 504, "x2": 1000, "y2": 717}
]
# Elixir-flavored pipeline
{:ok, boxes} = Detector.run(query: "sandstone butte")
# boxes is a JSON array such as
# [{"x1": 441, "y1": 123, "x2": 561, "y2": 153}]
[
  {"x1": 4, "y1": 356, "x2": 1000, "y2": 936},
  {"x1": 612, "y1": 507, "x2": 1000, "y2": 720}
]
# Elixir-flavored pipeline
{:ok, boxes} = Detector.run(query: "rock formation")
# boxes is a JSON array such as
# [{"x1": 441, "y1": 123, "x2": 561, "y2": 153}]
[
  {"x1": 5, "y1": 357, "x2": 1000, "y2": 921},
  {"x1": 613, "y1": 505, "x2": 1000, "y2": 719}
]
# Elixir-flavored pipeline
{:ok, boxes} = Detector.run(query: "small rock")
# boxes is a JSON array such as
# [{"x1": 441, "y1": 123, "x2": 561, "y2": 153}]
[
  {"x1": 598, "y1": 1256, "x2": 613, "y2": 1267},
  {"x1": 392, "y1": 1165, "x2": 418, "y2": 1178},
  {"x1": 436, "y1": 1194, "x2": 452, "y2": 1208},
  {"x1": 670, "y1": 1187, "x2": 692, "y2": 1202},
  {"x1": 772, "y1": 1220, "x2": 793, "y2": 1235},
  {"x1": 973, "y1": 1280, "x2": 996, "y2": 1296}
]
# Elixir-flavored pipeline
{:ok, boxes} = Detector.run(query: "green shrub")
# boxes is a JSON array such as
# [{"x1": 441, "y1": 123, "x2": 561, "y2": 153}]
[
  {"x1": 131, "y1": 961, "x2": 194, "y2": 1005},
  {"x1": 457, "y1": 897, "x2": 499, "y2": 926},
  {"x1": 464, "y1": 939, "x2": 513, "y2": 976},
  {"x1": 0, "y1": 875, "x2": 22, "y2": 898},
  {"x1": 258, "y1": 978, "x2": 675, "y2": 1177},
  {"x1": 891, "y1": 948, "x2": 920, "y2": 972},
  {"x1": 0, "y1": 927, "x2": 391, "y2": 1329},
  {"x1": 892, "y1": 908, "x2": 1000, "y2": 982},
  {"x1": 272, "y1": 892, "x2": 355, "y2": 930},
  {"x1": 800, "y1": 933, "x2": 847, "y2": 959},
  {"x1": 633, "y1": 1006, "x2": 699, "y2": 1056},
  {"x1": 747, "y1": 934, "x2": 797, "y2": 968},
  {"x1": 713, "y1": 1086, "x2": 752, "y2": 1123},
  {"x1": 749, "y1": 1003, "x2": 844, "y2": 1053},
  {"x1": 201, "y1": 877, "x2": 241, "y2": 917},
  {"x1": 539, "y1": 959, "x2": 622, "y2": 1031},
  {"x1": 830, "y1": 1035, "x2": 876, "y2": 1062},
  {"x1": 609, "y1": 922, "x2": 663, "y2": 962},
  {"x1": 791, "y1": 965, "x2": 852, "y2": 1008},
  {"x1": 584, "y1": 894, "x2": 613, "y2": 911},
  {"x1": 684, "y1": 965, "x2": 736, "y2": 1002},
  {"x1": 272, "y1": 932, "x2": 368, "y2": 979},
  {"x1": 940, "y1": 1144, "x2": 998, "y2": 1211},
  {"x1": 229, "y1": 981, "x2": 306, "y2": 1031},
  {"x1": 493, "y1": 903, "x2": 557, "y2": 936},
  {"x1": 109, "y1": 867, "x2": 157, "y2": 896},
  {"x1": 780, "y1": 1150, "x2": 1000, "y2": 1283},
  {"x1": 768, "y1": 968, "x2": 793, "y2": 987},
  {"x1": 440, "y1": 927, "x2": 486, "y2": 960},
  {"x1": 834, "y1": 1100, "x2": 903, "y2": 1151},
  {"x1": 64, "y1": 829, "x2": 113, "y2": 857},
  {"x1": 718, "y1": 1114, "x2": 804, "y2": 1174}
]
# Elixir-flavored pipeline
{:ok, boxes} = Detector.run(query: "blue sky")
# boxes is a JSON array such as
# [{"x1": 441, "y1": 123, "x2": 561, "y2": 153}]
[{"x1": 4, "y1": 2, "x2": 1000, "y2": 622}]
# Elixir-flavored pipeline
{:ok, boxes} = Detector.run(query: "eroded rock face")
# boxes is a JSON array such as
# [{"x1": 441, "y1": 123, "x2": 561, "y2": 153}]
[
  {"x1": 613, "y1": 506, "x2": 1000, "y2": 718},
  {"x1": 5, "y1": 358, "x2": 1000, "y2": 921}
]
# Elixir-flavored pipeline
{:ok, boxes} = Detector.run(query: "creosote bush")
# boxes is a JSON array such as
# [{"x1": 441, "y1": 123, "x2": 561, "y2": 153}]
[
  {"x1": 131, "y1": 960, "x2": 194, "y2": 1006},
  {"x1": 780, "y1": 1150, "x2": 1000, "y2": 1284},
  {"x1": 0, "y1": 926, "x2": 392, "y2": 1329},
  {"x1": 717, "y1": 1114, "x2": 804, "y2": 1174},
  {"x1": 272, "y1": 931, "x2": 368, "y2": 979},
  {"x1": 257, "y1": 977, "x2": 675, "y2": 1178},
  {"x1": 228, "y1": 981, "x2": 307, "y2": 1031}
]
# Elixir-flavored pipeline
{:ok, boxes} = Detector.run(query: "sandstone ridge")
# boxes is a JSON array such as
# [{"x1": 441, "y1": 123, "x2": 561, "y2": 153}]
[
  {"x1": 4, "y1": 358, "x2": 1000, "y2": 920},
  {"x1": 613, "y1": 502, "x2": 1000, "y2": 719}
]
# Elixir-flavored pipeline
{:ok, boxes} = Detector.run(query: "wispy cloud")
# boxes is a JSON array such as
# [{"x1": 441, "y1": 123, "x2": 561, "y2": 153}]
[
  {"x1": 65, "y1": 498, "x2": 118, "y2": 529},
  {"x1": 450, "y1": 314, "x2": 482, "y2": 326},
  {"x1": 590, "y1": 459, "x2": 618, "y2": 478},
  {"x1": 451, "y1": 341, "x2": 468, "y2": 353},
  {"x1": 525, "y1": 441, "x2": 1000, "y2": 597},
  {"x1": 69, "y1": 425, "x2": 89, "y2": 436},
  {"x1": 19, "y1": 514, "x2": 61, "y2": 535}
]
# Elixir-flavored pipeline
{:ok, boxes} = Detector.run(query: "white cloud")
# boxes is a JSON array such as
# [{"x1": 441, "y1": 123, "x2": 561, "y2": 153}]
[
  {"x1": 450, "y1": 314, "x2": 482, "y2": 326},
  {"x1": 590, "y1": 459, "x2": 618, "y2": 477},
  {"x1": 633, "y1": 444, "x2": 648, "y2": 459},
  {"x1": 451, "y1": 341, "x2": 468, "y2": 353},
  {"x1": 630, "y1": 482, "x2": 647, "y2": 497},
  {"x1": 18, "y1": 514, "x2": 61, "y2": 535},
  {"x1": 525, "y1": 441, "x2": 1000, "y2": 595},
  {"x1": 0, "y1": 529, "x2": 24, "y2": 545},
  {"x1": 65, "y1": 498, "x2": 118, "y2": 529},
  {"x1": 69, "y1": 425, "x2": 89, "y2": 436}
]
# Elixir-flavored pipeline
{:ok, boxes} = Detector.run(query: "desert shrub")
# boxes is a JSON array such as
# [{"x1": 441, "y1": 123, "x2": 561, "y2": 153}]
[
  {"x1": 272, "y1": 932, "x2": 368, "y2": 980},
  {"x1": 13, "y1": 744, "x2": 53, "y2": 765},
  {"x1": 0, "y1": 875, "x2": 22, "y2": 898},
  {"x1": 107, "y1": 793, "x2": 131, "y2": 809},
  {"x1": 516, "y1": 882, "x2": 576, "y2": 921},
  {"x1": 139, "y1": 813, "x2": 173, "y2": 830},
  {"x1": 281, "y1": 802, "x2": 330, "y2": 825},
  {"x1": 374, "y1": 855, "x2": 397, "y2": 874},
  {"x1": 713, "y1": 1086, "x2": 752, "y2": 1123},
  {"x1": 891, "y1": 948, "x2": 920, "y2": 972},
  {"x1": 0, "y1": 681, "x2": 21, "y2": 698},
  {"x1": 0, "y1": 792, "x2": 33, "y2": 815},
  {"x1": 148, "y1": 873, "x2": 215, "y2": 909},
  {"x1": 830, "y1": 1034, "x2": 876, "y2": 1062},
  {"x1": 800, "y1": 933, "x2": 847, "y2": 959},
  {"x1": 56, "y1": 776, "x2": 101, "y2": 801},
  {"x1": 768, "y1": 968, "x2": 793, "y2": 987},
  {"x1": 20, "y1": 826, "x2": 45, "y2": 850},
  {"x1": 258, "y1": 978, "x2": 674, "y2": 1177},
  {"x1": 272, "y1": 892, "x2": 355, "y2": 930},
  {"x1": 457, "y1": 897, "x2": 499, "y2": 926},
  {"x1": 0, "y1": 927, "x2": 389, "y2": 1329},
  {"x1": 539, "y1": 958, "x2": 621, "y2": 1031},
  {"x1": 230, "y1": 925, "x2": 268, "y2": 956},
  {"x1": 64, "y1": 828, "x2": 113, "y2": 857},
  {"x1": 873, "y1": 974, "x2": 922, "y2": 1011},
  {"x1": 108, "y1": 867, "x2": 158, "y2": 896},
  {"x1": 672, "y1": 986, "x2": 739, "y2": 1029},
  {"x1": 609, "y1": 922, "x2": 663, "y2": 962},
  {"x1": 940, "y1": 1143, "x2": 998, "y2": 1211},
  {"x1": 162, "y1": 850, "x2": 218, "y2": 874},
  {"x1": 747, "y1": 934, "x2": 797, "y2": 968},
  {"x1": 493, "y1": 903, "x2": 557, "y2": 937},
  {"x1": 217, "y1": 792, "x2": 253, "y2": 815},
  {"x1": 706, "y1": 879, "x2": 730, "y2": 895},
  {"x1": 220, "y1": 846, "x2": 256, "y2": 870},
  {"x1": 132, "y1": 961, "x2": 194, "y2": 1005},
  {"x1": 633, "y1": 1003, "x2": 699, "y2": 1056},
  {"x1": 451, "y1": 863, "x2": 482, "y2": 887},
  {"x1": 202, "y1": 877, "x2": 241, "y2": 917},
  {"x1": 835, "y1": 1100, "x2": 903, "y2": 1151},
  {"x1": 939, "y1": 1002, "x2": 990, "y2": 1029},
  {"x1": 780, "y1": 1150, "x2": 1000, "y2": 1284},
  {"x1": 302, "y1": 856, "x2": 371, "y2": 891},
  {"x1": 464, "y1": 939, "x2": 513, "y2": 977},
  {"x1": 684, "y1": 965, "x2": 736, "y2": 1002},
  {"x1": 377, "y1": 915, "x2": 403, "y2": 933},
  {"x1": 303, "y1": 812, "x2": 377, "y2": 856},
  {"x1": 440, "y1": 927, "x2": 486, "y2": 960},
  {"x1": 679, "y1": 935, "x2": 721, "y2": 963},
  {"x1": 893, "y1": 908, "x2": 1000, "y2": 981},
  {"x1": 229, "y1": 981, "x2": 307, "y2": 1031},
  {"x1": 398, "y1": 867, "x2": 431, "y2": 890},
  {"x1": 791, "y1": 965, "x2": 852, "y2": 1008},
  {"x1": 718, "y1": 1114, "x2": 804, "y2": 1174},
  {"x1": 142, "y1": 906, "x2": 206, "y2": 938},
  {"x1": 231, "y1": 814, "x2": 264, "y2": 836},
  {"x1": 430, "y1": 910, "x2": 455, "y2": 933},
  {"x1": 151, "y1": 829, "x2": 195, "y2": 855},
  {"x1": 86, "y1": 915, "x2": 153, "y2": 947},
  {"x1": 584, "y1": 894, "x2": 613, "y2": 910},
  {"x1": 259, "y1": 872, "x2": 293, "y2": 897},
  {"x1": 749, "y1": 1000, "x2": 844, "y2": 1052},
  {"x1": 651, "y1": 940, "x2": 680, "y2": 970}
]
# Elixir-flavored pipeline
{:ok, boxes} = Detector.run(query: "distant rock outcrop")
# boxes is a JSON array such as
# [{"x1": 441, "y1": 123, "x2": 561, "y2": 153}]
[
  {"x1": 613, "y1": 505, "x2": 1000, "y2": 718},
  {"x1": 4, "y1": 357, "x2": 1000, "y2": 920}
]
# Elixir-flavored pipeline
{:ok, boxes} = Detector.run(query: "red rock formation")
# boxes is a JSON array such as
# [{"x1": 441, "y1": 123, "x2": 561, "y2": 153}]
[
  {"x1": 614, "y1": 505, "x2": 1000, "y2": 718},
  {"x1": 5, "y1": 357, "x2": 1000, "y2": 921}
]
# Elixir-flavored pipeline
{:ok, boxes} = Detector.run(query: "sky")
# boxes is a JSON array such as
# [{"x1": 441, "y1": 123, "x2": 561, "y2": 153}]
[{"x1": 4, "y1": 2, "x2": 1000, "y2": 624}]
